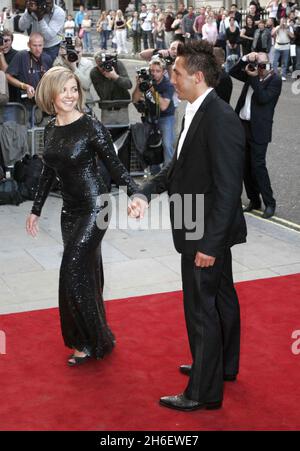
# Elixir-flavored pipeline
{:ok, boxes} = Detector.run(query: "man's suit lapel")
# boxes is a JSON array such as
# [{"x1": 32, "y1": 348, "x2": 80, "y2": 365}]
[{"x1": 169, "y1": 90, "x2": 217, "y2": 181}]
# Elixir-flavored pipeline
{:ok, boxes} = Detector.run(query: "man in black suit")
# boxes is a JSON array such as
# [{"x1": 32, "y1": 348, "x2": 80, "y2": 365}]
[
  {"x1": 229, "y1": 52, "x2": 282, "y2": 219},
  {"x1": 129, "y1": 41, "x2": 246, "y2": 411}
]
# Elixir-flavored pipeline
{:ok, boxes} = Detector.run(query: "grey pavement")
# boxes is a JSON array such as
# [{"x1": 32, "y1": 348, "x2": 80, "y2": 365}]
[{"x1": 0, "y1": 191, "x2": 300, "y2": 315}]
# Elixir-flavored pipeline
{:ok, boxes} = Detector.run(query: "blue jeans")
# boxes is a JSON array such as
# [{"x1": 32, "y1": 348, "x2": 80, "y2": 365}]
[
  {"x1": 159, "y1": 115, "x2": 175, "y2": 164},
  {"x1": 150, "y1": 115, "x2": 175, "y2": 174},
  {"x1": 100, "y1": 30, "x2": 109, "y2": 50},
  {"x1": 83, "y1": 31, "x2": 93, "y2": 52},
  {"x1": 273, "y1": 48, "x2": 290, "y2": 77}
]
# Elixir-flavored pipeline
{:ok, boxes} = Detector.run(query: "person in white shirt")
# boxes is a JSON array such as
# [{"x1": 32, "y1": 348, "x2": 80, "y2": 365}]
[
  {"x1": 18, "y1": 0, "x2": 65, "y2": 64},
  {"x1": 272, "y1": 16, "x2": 294, "y2": 79},
  {"x1": 64, "y1": 14, "x2": 75, "y2": 37},
  {"x1": 140, "y1": 4, "x2": 155, "y2": 49}
]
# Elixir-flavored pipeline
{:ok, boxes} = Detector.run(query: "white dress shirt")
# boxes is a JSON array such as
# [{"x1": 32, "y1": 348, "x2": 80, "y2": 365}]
[
  {"x1": 239, "y1": 55, "x2": 253, "y2": 121},
  {"x1": 177, "y1": 88, "x2": 213, "y2": 158},
  {"x1": 239, "y1": 85, "x2": 253, "y2": 121}
]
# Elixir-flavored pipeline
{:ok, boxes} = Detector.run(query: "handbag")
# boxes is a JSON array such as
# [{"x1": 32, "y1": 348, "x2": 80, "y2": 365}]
[
  {"x1": 14, "y1": 154, "x2": 43, "y2": 200},
  {"x1": 78, "y1": 27, "x2": 84, "y2": 38},
  {"x1": 143, "y1": 124, "x2": 164, "y2": 165},
  {"x1": 0, "y1": 178, "x2": 23, "y2": 205}
]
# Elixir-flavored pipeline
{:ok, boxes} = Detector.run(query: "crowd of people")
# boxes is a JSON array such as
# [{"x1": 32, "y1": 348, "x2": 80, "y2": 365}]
[
  {"x1": 0, "y1": 1, "x2": 298, "y2": 201},
  {"x1": 2, "y1": 3, "x2": 300, "y2": 67}
]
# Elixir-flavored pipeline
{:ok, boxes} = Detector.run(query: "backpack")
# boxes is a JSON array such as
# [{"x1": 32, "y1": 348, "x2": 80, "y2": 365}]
[
  {"x1": 0, "y1": 178, "x2": 23, "y2": 205},
  {"x1": 14, "y1": 154, "x2": 43, "y2": 201}
]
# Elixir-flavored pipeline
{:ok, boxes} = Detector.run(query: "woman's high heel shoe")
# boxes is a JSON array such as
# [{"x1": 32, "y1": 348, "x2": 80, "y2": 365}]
[{"x1": 68, "y1": 354, "x2": 91, "y2": 367}]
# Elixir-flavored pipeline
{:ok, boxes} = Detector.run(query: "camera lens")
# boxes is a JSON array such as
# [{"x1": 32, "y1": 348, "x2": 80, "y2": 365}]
[{"x1": 67, "y1": 51, "x2": 78, "y2": 63}]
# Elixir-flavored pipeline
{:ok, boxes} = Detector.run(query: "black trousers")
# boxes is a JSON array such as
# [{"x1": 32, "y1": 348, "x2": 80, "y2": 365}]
[
  {"x1": 181, "y1": 249, "x2": 240, "y2": 403},
  {"x1": 242, "y1": 120, "x2": 276, "y2": 208}
]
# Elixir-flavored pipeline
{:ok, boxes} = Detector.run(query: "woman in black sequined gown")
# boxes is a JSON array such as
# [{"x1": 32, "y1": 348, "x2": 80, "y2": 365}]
[{"x1": 26, "y1": 67, "x2": 139, "y2": 365}]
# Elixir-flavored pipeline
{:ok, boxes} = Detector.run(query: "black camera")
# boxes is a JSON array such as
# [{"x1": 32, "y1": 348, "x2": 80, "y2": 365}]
[
  {"x1": 97, "y1": 53, "x2": 118, "y2": 72},
  {"x1": 0, "y1": 32, "x2": 3, "y2": 46},
  {"x1": 247, "y1": 62, "x2": 258, "y2": 72},
  {"x1": 137, "y1": 67, "x2": 153, "y2": 92},
  {"x1": 36, "y1": 0, "x2": 47, "y2": 10},
  {"x1": 28, "y1": 0, "x2": 47, "y2": 13},
  {"x1": 163, "y1": 55, "x2": 175, "y2": 66},
  {"x1": 60, "y1": 37, "x2": 78, "y2": 63}
]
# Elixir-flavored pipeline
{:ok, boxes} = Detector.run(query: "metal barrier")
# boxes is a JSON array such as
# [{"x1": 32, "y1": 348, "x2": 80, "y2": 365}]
[
  {"x1": 87, "y1": 99, "x2": 145, "y2": 176},
  {"x1": 28, "y1": 126, "x2": 45, "y2": 157}
]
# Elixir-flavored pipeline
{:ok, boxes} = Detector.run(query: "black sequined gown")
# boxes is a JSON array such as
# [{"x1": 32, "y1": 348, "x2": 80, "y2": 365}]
[{"x1": 31, "y1": 114, "x2": 139, "y2": 359}]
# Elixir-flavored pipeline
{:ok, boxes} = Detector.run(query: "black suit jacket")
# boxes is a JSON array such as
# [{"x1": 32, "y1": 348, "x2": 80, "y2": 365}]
[
  {"x1": 140, "y1": 90, "x2": 247, "y2": 257},
  {"x1": 229, "y1": 59, "x2": 282, "y2": 144}
]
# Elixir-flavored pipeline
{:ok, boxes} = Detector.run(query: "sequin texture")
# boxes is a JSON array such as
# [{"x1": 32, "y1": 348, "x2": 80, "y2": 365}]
[{"x1": 31, "y1": 114, "x2": 139, "y2": 359}]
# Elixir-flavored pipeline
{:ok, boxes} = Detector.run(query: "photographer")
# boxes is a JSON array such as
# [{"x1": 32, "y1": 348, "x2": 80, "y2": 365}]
[
  {"x1": 0, "y1": 29, "x2": 19, "y2": 101},
  {"x1": 90, "y1": 51, "x2": 132, "y2": 125},
  {"x1": 53, "y1": 37, "x2": 94, "y2": 105},
  {"x1": 140, "y1": 40, "x2": 182, "y2": 78},
  {"x1": 18, "y1": 0, "x2": 65, "y2": 64},
  {"x1": 6, "y1": 32, "x2": 52, "y2": 122},
  {"x1": 229, "y1": 51, "x2": 282, "y2": 219},
  {"x1": 132, "y1": 58, "x2": 175, "y2": 172}
]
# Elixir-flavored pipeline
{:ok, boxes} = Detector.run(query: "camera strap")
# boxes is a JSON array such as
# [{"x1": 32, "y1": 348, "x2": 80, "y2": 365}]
[
  {"x1": 28, "y1": 52, "x2": 46, "y2": 86},
  {"x1": 154, "y1": 91, "x2": 160, "y2": 121}
]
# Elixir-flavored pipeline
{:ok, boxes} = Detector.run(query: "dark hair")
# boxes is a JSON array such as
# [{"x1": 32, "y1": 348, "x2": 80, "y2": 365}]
[
  {"x1": 246, "y1": 15, "x2": 255, "y2": 25},
  {"x1": 176, "y1": 40, "x2": 220, "y2": 88}
]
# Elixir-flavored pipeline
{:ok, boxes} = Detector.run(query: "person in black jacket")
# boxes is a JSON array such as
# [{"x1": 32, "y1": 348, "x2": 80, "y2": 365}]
[
  {"x1": 229, "y1": 52, "x2": 282, "y2": 218},
  {"x1": 129, "y1": 41, "x2": 246, "y2": 412},
  {"x1": 213, "y1": 46, "x2": 233, "y2": 103}
]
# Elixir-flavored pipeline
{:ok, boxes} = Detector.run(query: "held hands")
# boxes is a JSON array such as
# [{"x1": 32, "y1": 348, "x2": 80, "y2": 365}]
[
  {"x1": 26, "y1": 213, "x2": 39, "y2": 237},
  {"x1": 128, "y1": 197, "x2": 148, "y2": 219}
]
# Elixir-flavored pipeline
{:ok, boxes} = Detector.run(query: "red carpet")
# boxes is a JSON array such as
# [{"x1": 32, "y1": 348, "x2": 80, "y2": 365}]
[{"x1": 0, "y1": 273, "x2": 300, "y2": 431}]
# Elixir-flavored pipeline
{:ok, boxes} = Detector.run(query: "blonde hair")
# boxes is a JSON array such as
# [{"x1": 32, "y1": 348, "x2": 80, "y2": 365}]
[
  {"x1": 149, "y1": 57, "x2": 166, "y2": 70},
  {"x1": 35, "y1": 66, "x2": 85, "y2": 115}
]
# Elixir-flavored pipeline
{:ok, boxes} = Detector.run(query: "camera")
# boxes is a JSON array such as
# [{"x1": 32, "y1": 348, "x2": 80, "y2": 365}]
[
  {"x1": 60, "y1": 37, "x2": 78, "y2": 63},
  {"x1": 152, "y1": 50, "x2": 175, "y2": 67},
  {"x1": 28, "y1": 0, "x2": 47, "y2": 13},
  {"x1": 136, "y1": 67, "x2": 153, "y2": 92},
  {"x1": 163, "y1": 55, "x2": 175, "y2": 66},
  {"x1": 97, "y1": 53, "x2": 118, "y2": 72},
  {"x1": 247, "y1": 62, "x2": 271, "y2": 72},
  {"x1": 247, "y1": 63, "x2": 258, "y2": 72},
  {"x1": 36, "y1": 0, "x2": 47, "y2": 10},
  {"x1": 0, "y1": 32, "x2": 3, "y2": 46}
]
